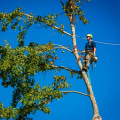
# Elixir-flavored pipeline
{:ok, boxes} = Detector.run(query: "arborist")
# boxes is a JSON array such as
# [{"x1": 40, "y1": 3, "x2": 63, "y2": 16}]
[{"x1": 81, "y1": 34, "x2": 96, "y2": 71}]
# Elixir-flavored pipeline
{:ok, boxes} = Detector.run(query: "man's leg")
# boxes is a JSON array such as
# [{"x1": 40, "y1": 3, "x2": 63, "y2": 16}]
[
  {"x1": 83, "y1": 54, "x2": 87, "y2": 67},
  {"x1": 83, "y1": 53, "x2": 91, "y2": 71},
  {"x1": 86, "y1": 53, "x2": 91, "y2": 68}
]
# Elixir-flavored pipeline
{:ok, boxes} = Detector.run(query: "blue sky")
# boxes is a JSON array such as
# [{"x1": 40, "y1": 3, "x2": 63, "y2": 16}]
[{"x1": 0, "y1": 0, "x2": 120, "y2": 120}]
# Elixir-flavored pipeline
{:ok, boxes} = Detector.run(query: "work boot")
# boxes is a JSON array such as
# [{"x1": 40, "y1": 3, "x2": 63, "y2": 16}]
[{"x1": 82, "y1": 66, "x2": 89, "y2": 72}]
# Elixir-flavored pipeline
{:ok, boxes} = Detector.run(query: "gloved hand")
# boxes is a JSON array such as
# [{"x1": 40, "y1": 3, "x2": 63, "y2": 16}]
[{"x1": 92, "y1": 53, "x2": 95, "y2": 59}]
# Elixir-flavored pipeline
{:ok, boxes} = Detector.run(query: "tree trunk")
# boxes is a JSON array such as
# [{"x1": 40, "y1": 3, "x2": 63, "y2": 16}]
[{"x1": 69, "y1": 15, "x2": 102, "y2": 120}]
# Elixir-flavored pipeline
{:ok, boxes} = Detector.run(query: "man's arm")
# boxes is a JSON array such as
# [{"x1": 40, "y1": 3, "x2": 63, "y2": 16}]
[
  {"x1": 93, "y1": 47, "x2": 96, "y2": 55},
  {"x1": 81, "y1": 49, "x2": 86, "y2": 54}
]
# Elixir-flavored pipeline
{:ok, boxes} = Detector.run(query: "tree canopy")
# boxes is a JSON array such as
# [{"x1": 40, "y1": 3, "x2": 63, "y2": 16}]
[{"x1": 0, "y1": 0, "x2": 102, "y2": 120}]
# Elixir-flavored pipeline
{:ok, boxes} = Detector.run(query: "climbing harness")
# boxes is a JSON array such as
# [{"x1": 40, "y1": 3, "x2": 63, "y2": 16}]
[
  {"x1": 72, "y1": 45, "x2": 98, "y2": 71},
  {"x1": 89, "y1": 53, "x2": 98, "y2": 71}
]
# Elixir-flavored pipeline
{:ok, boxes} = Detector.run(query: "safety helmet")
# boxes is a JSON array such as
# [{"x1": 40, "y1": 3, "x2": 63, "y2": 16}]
[{"x1": 86, "y1": 34, "x2": 93, "y2": 39}]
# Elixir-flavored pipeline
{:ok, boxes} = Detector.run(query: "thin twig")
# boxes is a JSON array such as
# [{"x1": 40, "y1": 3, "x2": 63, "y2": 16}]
[{"x1": 49, "y1": 32, "x2": 57, "y2": 36}]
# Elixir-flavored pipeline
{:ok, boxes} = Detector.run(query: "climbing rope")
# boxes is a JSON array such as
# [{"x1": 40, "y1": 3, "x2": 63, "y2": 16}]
[
  {"x1": 76, "y1": 35, "x2": 120, "y2": 46},
  {"x1": 87, "y1": 69, "x2": 91, "y2": 84}
]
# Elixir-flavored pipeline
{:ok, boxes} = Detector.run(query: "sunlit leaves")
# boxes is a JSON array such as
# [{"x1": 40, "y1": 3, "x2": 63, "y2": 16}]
[
  {"x1": 0, "y1": 41, "x2": 65, "y2": 119},
  {"x1": 19, "y1": 76, "x2": 69, "y2": 116},
  {"x1": 53, "y1": 75, "x2": 69, "y2": 89},
  {"x1": 0, "y1": 7, "x2": 23, "y2": 32},
  {"x1": 0, "y1": 7, "x2": 34, "y2": 46},
  {"x1": 0, "y1": 41, "x2": 55, "y2": 89},
  {"x1": 61, "y1": 0, "x2": 89, "y2": 24},
  {"x1": 0, "y1": 102, "x2": 19, "y2": 120},
  {"x1": 0, "y1": 0, "x2": 91, "y2": 119},
  {"x1": 0, "y1": 0, "x2": 89, "y2": 47}
]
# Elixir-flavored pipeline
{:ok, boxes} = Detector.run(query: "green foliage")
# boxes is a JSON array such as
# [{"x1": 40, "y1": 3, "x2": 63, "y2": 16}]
[
  {"x1": 0, "y1": 7, "x2": 30, "y2": 46},
  {"x1": 60, "y1": 0, "x2": 89, "y2": 24},
  {"x1": 0, "y1": 0, "x2": 89, "y2": 46},
  {"x1": 0, "y1": 41, "x2": 55, "y2": 88},
  {"x1": 0, "y1": 41, "x2": 72, "y2": 119},
  {"x1": 0, "y1": 0, "x2": 90, "y2": 119},
  {"x1": 0, "y1": 102, "x2": 19, "y2": 120}
]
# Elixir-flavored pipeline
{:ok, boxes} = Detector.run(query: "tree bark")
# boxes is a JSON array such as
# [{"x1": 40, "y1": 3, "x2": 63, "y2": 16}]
[{"x1": 69, "y1": 15, "x2": 102, "y2": 120}]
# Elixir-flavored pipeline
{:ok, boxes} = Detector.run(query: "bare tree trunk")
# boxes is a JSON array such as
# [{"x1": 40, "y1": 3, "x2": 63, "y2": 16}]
[{"x1": 69, "y1": 15, "x2": 102, "y2": 120}]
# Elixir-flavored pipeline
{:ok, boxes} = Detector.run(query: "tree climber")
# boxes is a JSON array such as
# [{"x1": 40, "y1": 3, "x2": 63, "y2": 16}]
[{"x1": 81, "y1": 34, "x2": 96, "y2": 71}]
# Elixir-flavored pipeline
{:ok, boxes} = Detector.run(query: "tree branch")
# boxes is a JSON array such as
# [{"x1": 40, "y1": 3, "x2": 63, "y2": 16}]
[
  {"x1": 50, "y1": 25, "x2": 72, "y2": 36},
  {"x1": 50, "y1": 64, "x2": 81, "y2": 75},
  {"x1": 24, "y1": 13, "x2": 72, "y2": 37},
  {"x1": 69, "y1": 12, "x2": 102, "y2": 120},
  {"x1": 61, "y1": 91, "x2": 90, "y2": 97},
  {"x1": 53, "y1": 44, "x2": 73, "y2": 53}
]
